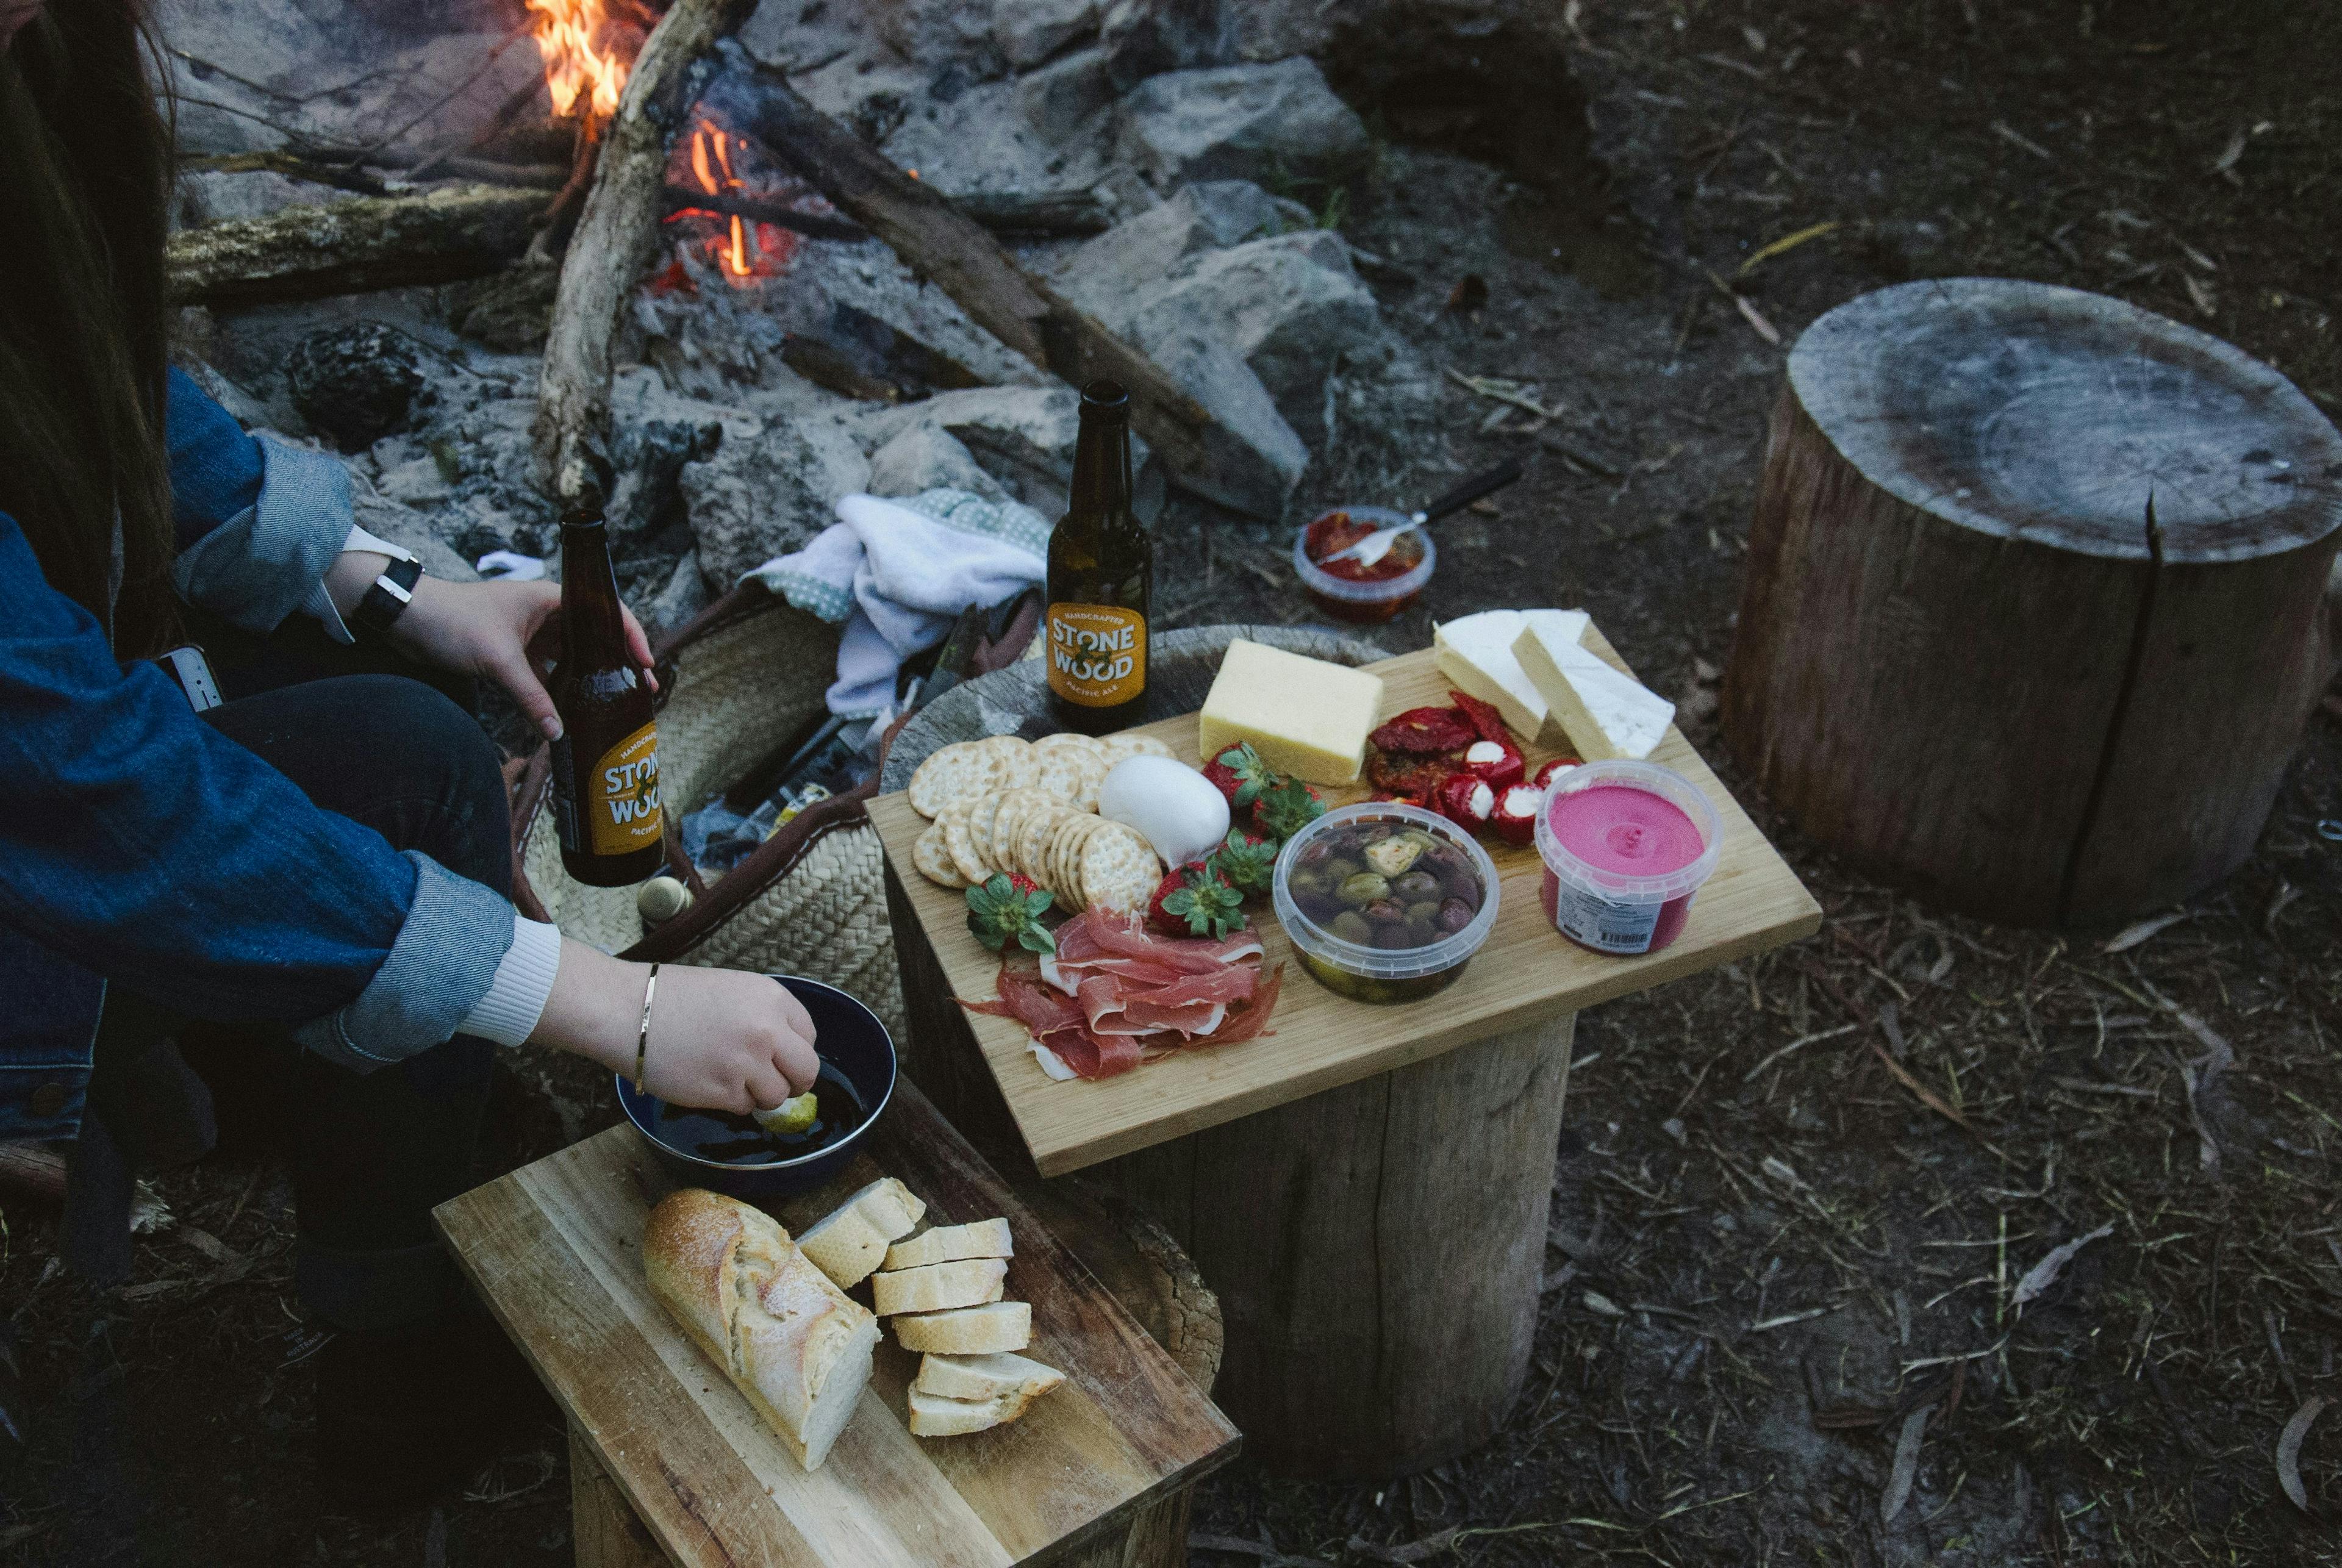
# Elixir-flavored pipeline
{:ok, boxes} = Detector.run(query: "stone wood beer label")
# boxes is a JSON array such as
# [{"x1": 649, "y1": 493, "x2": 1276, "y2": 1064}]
[
  {"x1": 1046, "y1": 603, "x2": 1147, "y2": 707},
  {"x1": 554, "y1": 720, "x2": 663, "y2": 856}
]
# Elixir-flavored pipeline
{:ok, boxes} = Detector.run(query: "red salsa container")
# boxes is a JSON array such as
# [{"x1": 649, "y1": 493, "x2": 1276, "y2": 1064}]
[{"x1": 1293, "y1": 507, "x2": 1436, "y2": 624}]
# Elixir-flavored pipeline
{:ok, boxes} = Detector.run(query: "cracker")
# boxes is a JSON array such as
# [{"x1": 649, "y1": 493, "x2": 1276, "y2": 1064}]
[
  {"x1": 1098, "y1": 732, "x2": 1173, "y2": 765},
  {"x1": 1015, "y1": 801, "x2": 1075, "y2": 883},
  {"x1": 1033, "y1": 732, "x2": 1105, "y2": 762},
  {"x1": 912, "y1": 818, "x2": 967, "y2": 889},
  {"x1": 1033, "y1": 749, "x2": 1089, "y2": 804},
  {"x1": 964, "y1": 791, "x2": 1005, "y2": 867},
  {"x1": 974, "y1": 735, "x2": 1037, "y2": 793},
  {"x1": 944, "y1": 802, "x2": 995, "y2": 887},
  {"x1": 1047, "y1": 814, "x2": 1106, "y2": 904},
  {"x1": 908, "y1": 742, "x2": 998, "y2": 818},
  {"x1": 1078, "y1": 822, "x2": 1159, "y2": 920},
  {"x1": 1070, "y1": 751, "x2": 1110, "y2": 814},
  {"x1": 990, "y1": 789, "x2": 1042, "y2": 876}
]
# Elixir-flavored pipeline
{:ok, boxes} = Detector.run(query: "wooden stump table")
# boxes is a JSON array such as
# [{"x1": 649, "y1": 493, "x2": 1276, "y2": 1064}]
[
  {"x1": 1725, "y1": 278, "x2": 2342, "y2": 926},
  {"x1": 873, "y1": 626, "x2": 1821, "y2": 1478},
  {"x1": 434, "y1": 1079, "x2": 1237, "y2": 1567}
]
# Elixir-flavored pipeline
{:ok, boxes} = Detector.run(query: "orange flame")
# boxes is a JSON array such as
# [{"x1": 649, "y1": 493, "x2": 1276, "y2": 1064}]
[
  {"x1": 726, "y1": 213, "x2": 752, "y2": 276},
  {"x1": 526, "y1": 0, "x2": 627, "y2": 121}
]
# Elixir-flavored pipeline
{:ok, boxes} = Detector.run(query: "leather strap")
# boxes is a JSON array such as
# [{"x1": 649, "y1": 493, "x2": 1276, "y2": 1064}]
[{"x1": 352, "y1": 556, "x2": 424, "y2": 639}]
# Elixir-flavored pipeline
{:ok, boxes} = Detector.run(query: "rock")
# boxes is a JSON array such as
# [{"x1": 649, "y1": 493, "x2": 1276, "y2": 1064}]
[
  {"x1": 642, "y1": 551, "x2": 712, "y2": 640},
  {"x1": 1108, "y1": 230, "x2": 1381, "y2": 435},
  {"x1": 1014, "y1": 47, "x2": 1117, "y2": 143},
  {"x1": 1099, "y1": 0, "x2": 1233, "y2": 90},
  {"x1": 174, "y1": 168, "x2": 341, "y2": 227},
  {"x1": 446, "y1": 260, "x2": 559, "y2": 354},
  {"x1": 1115, "y1": 58, "x2": 1368, "y2": 188},
  {"x1": 1053, "y1": 180, "x2": 1306, "y2": 299},
  {"x1": 881, "y1": 76, "x2": 1105, "y2": 202},
  {"x1": 865, "y1": 0, "x2": 1004, "y2": 76},
  {"x1": 350, "y1": 488, "x2": 479, "y2": 584},
  {"x1": 995, "y1": 0, "x2": 1099, "y2": 68},
  {"x1": 867, "y1": 423, "x2": 1014, "y2": 505},
  {"x1": 681, "y1": 416, "x2": 870, "y2": 589},
  {"x1": 285, "y1": 322, "x2": 462, "y2": 451},
  {"x1": 1144, "y1": 332, "x2": 1306, "y2": 516}
]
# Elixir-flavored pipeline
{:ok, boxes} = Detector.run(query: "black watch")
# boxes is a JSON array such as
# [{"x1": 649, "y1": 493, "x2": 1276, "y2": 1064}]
[{"x1": 351, "y1": 556, "x2": 424, "y2": 639}]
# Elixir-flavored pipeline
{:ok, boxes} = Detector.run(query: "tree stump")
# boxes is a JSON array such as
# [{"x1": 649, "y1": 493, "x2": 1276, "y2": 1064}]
[{"x1": 1724, "y1": 279, "x2": 2342, "y2": 927}]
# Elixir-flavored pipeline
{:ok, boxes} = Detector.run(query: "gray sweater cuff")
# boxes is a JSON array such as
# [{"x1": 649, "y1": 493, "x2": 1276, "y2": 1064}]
[
  {"x1": 295, "y1": 852, "x2": 515, "y2": 1072},
  {"x1": 171, "y1": 436, "x2": 353, "y2": 632}
]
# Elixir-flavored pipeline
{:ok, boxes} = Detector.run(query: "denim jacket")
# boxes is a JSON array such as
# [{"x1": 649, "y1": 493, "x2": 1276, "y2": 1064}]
[{"x1": 0, "y1": 371, "x2": 516, "y2": 1140}]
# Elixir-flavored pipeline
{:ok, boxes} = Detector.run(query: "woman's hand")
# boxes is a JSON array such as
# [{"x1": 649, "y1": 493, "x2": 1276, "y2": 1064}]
[
  {"x1": 531, "y1": 942, "x2": 820, "y2": 1115},
  {"x1": 387, "y1": 576, "x2": 656, "y2": 742}
]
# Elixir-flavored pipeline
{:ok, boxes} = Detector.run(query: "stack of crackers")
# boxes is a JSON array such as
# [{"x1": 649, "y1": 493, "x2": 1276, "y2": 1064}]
[{"x1": 908, "y1": 732, "x2": 1172, "y2": 920}]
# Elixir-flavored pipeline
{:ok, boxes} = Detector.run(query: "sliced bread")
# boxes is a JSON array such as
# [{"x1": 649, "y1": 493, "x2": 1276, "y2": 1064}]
[
  {"x1": 797, "y1": 1177, "x2": 926, "y2": 1289},
  {"x1": 908, "y1": 1384, "x2": 1053, "y2": 1437},
  {"x1": 914, "y1": 1350, "x2": 1064, "y2": 1406},
  {"x1": 870, "y1": 1256, "x2": 1009, "y2": 1317},
  {"x1": 890, "y1": 1300, "x2": 1031, "y2": 1356},
  {"x1": 884, "y1": 1217, "x2": 1014, "y2": 1272}
]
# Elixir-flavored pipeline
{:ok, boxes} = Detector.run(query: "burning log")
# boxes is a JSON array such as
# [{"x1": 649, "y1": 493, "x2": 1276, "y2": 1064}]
[
  {"x1": 166, "y1": 184, "x2": 546, "y2": 309},
  {"x1": 659, "y1": 187, "x2": 868, "y2": 243},
  {"x1": 698, "y1": 44, "x2": 1290, "y2": 519},
  {"x1": 534, "y1": 0, "x2": 761, "y2": 507},
  {"x1": 951, "y1": 188, "x2": 1116, "y2": 238}
]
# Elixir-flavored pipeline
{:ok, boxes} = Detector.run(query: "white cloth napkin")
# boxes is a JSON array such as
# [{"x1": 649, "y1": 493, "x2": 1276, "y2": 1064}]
[{"x1": 740, "y1": 488, "x2": 1051, "y2": 721}]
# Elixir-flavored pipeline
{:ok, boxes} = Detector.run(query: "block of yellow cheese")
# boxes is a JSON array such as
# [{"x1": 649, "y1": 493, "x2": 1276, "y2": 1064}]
[{"x1": 1196, "y1": 639, "x2": 1385, "y2": 785}]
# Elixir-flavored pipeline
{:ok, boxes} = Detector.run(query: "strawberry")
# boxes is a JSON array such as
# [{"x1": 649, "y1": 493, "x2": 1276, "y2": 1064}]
[
  {"x1": 1460, "y1": 738, "x2": 1524, "y2": 790},
  {"x1": 1148, "y1": 862, "x2": 1248, "y2": 939},
  {"x1": 1448, "y1": 689, "x2": 1511, "y2": 746},
  {"x1": 1436, "y1": 772, "x2": 1495, "y2": 832},
  {"x1": 1250, "y1": 776, "x2": 1327, "y2": 840},
  {"x1": 1202, "y1": 742, "x2": 1279, "y2": 808},
  {"x1": 1490, "y1": 784, "x2": 1544, "y2": 846},
  {"x1": 966, "y1": 873, "x2": 1055, "y2": 953},
  {"x1": 1209, "y1": 828, "x2": 1280, "y2": 897}
]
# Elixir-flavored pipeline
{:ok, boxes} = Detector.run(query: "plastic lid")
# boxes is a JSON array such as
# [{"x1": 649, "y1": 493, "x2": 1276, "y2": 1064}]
[
  {"x1": 1292, "y1": 507, "x2": 1438, "y2": 604},
  {"x1": 1273, "y1": 802, "x2": 1501, "y2": 979},
  {"x1": 1533, "y1": 760, "x2": 1723, "y2": 903}
]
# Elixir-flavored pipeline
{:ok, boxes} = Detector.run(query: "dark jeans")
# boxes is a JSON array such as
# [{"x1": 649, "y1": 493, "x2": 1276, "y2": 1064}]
[{"x1": 107, "y1": 611, "x2": 512, "y2": 1332}]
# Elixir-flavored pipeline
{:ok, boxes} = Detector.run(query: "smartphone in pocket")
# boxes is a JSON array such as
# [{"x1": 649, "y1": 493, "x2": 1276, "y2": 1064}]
[{"x1": 152, "y1": 645, "x2": 222, "y2": 712}]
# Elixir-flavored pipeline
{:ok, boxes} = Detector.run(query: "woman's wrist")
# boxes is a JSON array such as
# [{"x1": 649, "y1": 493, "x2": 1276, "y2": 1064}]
[
  {"x1": 528, "y1": 939, "x2": 648, "y2": 1072},
  {"x1": 321, "y1": 548, "x2": 396, "y2": 620}
]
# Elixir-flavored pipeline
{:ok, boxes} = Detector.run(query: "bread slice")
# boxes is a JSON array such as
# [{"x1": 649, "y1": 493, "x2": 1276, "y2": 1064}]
[
  {"x1": 890, "y1": 1300, "x2": 1031, "y2": 1355},
  {"x1": 870, "y1": 1257, "x2": 1009, "y2": 1317},
  {"x1": 641, "y1": 1188, "x2": 879, "y2": 1472},
  {"x1": 797, "y1": 1177, "x2": 926, "y2": 1289},
  {"x1": 914, "y1": 1350, "x2": 1064, "y2": 1406},
  {"x1": 908, "y1": 1384, "x2": 1053, "y2": 1437},
  {"x1": 884, "y1": 1217, "x2": 1014, "y2": 1272}
]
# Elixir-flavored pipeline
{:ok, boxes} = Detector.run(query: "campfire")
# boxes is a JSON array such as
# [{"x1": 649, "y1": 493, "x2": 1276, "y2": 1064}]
[{"x1": 525, "y1": 0, "x2": 631, "y2": 124}]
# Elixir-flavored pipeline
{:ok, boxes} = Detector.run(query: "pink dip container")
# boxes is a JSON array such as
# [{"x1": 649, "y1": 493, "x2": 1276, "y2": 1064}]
[{"x1": 1533, "y1": 761, "x2": 1722, "y2": 956}]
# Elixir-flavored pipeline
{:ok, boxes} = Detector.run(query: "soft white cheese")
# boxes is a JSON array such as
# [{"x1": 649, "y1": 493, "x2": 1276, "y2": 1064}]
[
  {"x1": 1432, "y1": 609, "x2": 1590, "y2": 742},
  {"x1": 1511, "y1": 618, "x2": 1675, "y2": 761}
]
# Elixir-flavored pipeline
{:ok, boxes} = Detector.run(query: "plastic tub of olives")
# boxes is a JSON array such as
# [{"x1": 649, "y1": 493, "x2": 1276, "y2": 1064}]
[{"x1": 1273, "y1": 802, "x2": 1502, "y2": 1004}]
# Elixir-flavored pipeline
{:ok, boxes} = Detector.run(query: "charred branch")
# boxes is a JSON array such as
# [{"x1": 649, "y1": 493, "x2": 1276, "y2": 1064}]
[{"x1": 165, "y1": 184, "x2": 544, "y2": 309}]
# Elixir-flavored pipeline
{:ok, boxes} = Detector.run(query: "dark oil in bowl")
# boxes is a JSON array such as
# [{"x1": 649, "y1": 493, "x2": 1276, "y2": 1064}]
[{"x1": 649, "y1": 1061, "x2": 867, "y2": 1165}]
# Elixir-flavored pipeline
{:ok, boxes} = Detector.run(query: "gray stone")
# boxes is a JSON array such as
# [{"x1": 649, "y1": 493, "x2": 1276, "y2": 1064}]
[
  {"x1": 1053, "y1": 181, "x2": 1306, "y2": 302},
  {"x1": 681, "y1": 416, "x2": 872, "y2": 589},
  {"x1": 1115, "y1": 58, "x2": 1369, "y2": 188},
  {"x1": 858, "y1": 385, "x2": 1163, "y2": 520},
  {"x1": 1014, "y1": 47, "x2": 1117, "y2": 143},
  {"x1": 349, "y1": 488, "x2": 479, "y2": 584},
  {"x1": 867, "y1": 424, "x2": 1014, "y2": 504},
  {"x1": 1144, "y1": 332, "x2": 1307, "y2": 516},
  {"x1": 642, "y1": 551, "x2": 712, "y2": 639},
  {"x1": 174, "y1": 169, "x2": 341, "y2": 227},
  {"x1": 1098, "y1": 0, "x2": 1233, "y2": 89},
  {"x1": 865, "y1": 0, "x2": 1003, "y2": 73},
  {"x1": 285, "y1": 322, "x2": 464, "y2": 451},
  {"x1": 995, "y1": 0, "x2": 1099, "y2": 68}
]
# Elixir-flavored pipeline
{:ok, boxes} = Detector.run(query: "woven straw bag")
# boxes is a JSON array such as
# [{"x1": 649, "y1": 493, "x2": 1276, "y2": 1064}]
[{"x1": 508, "y1": 583, "x2": 906, "y2": 1040}]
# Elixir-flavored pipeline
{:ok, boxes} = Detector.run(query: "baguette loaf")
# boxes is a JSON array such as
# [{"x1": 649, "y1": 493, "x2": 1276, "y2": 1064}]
[
  {"x1": 797, "y1": 1177, "x2": 926, "y2": 1289},
  {"x1": 642, "y1": 1188, "x2": 879, "y2": 1472},
  {"x1": 884, "y1": 1217, "x2": 1014, "y2": 1272},
  {"x1": 890, "y1": 1300, "x2": 1032, "y2": 1355},
  {"x1": 914, "y1": 1350, "x2": 1064, "y2": 1406},
  {"x1": 908, "y1": 1385, "x2": 1054, "y2": 1437},
  {"x1": 870, "y1": 1256, "x2": 1009, "y2": 1317}
]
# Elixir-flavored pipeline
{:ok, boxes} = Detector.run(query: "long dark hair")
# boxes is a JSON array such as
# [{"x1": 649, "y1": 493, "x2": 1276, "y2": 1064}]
[{"x1": 0, "y1": 4, "x2": 176, "y2": 654}]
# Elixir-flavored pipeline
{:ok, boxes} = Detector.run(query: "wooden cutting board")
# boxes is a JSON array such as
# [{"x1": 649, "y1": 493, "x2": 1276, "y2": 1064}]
[
  {"x1": 434, "y1": 1079, "x2": 1239, "y2": 1567},
  {"x1": 869, "y1": 631, "x2": 1822, "y2": 1177}
]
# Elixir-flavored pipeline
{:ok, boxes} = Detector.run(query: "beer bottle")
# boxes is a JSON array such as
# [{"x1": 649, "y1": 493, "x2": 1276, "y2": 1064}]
[
  {"x1": 551, "y1": 507, "x2": 665, "y2": 887},
  {"x1": 1045, "y1": 381, "x2": 1151, "y2": 735}
]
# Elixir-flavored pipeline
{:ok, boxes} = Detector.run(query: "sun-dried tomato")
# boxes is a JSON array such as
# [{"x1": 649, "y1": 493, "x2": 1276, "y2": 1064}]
[
  {"x1": 1447, "y1": 689, "x2": 1511, "y2": 746},
  {"x1": 1367, "y1": 751, "x2": 1459, "y2": 800},
  {"x1": 1370, "y1": 706, "x2": 1477, "y2": 753}
]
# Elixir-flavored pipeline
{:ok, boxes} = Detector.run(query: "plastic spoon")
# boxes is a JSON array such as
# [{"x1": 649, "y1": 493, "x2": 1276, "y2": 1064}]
[{"x1": 1316, "y1": 459, "x2": 1527, "y2": 568}]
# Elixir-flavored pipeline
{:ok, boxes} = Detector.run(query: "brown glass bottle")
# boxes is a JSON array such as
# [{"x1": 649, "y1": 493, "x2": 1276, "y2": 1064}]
[
  {"x1": 550, "y1": 509, "x2": 665, "y2": 886},
  {"x1": 1045, "y1": 381, "x2": 1151, "y2": 735}
]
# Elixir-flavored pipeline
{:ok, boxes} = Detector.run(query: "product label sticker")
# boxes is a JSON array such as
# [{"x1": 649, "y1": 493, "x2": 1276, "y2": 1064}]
[
  {"x1": 1550, "y1": 880, "x2": 1661, "y2": 954},
  {"x1": 1045, "y1": 603, "x2": 1147, "y2": 707},
  {"x1": 586, "y1": 721, "x2": 663, "y2": 855}
]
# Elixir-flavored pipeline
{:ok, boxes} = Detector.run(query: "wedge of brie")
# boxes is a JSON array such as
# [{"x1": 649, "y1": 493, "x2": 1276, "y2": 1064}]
[
  {"x1": 1432, "y1": 609, "x2": 1591, "y2": 742},
  {"x1": 1512, "y1": 618, "x2": 1674, "y2": 761}
]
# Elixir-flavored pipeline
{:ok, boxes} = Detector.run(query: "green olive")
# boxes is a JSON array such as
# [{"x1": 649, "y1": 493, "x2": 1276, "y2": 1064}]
[
  {"x1": 1404, "y1": 900, "x2": 1441, "y2": 925},
  {"x1": 1329, "y1": 911, "x2": 1375, "y2": 945},
  {"x1": 1323, "y1": 856, "x2": 1363, "y2": 885},
  {"x1": 1339, "y1": 872, "x2": 1392, "y2": 906}
]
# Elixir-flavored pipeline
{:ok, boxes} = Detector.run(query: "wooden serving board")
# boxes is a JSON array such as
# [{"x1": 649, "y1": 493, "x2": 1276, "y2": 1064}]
[
  {"x1": 434, "y1": 1080, "x2": 1239, "y2": 1567},
  {"x1": 869, "y1": 630, "x2": 1824, "y2": 1178}
]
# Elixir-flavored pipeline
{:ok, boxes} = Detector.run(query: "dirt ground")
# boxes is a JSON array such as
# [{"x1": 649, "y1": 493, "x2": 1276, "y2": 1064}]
[{"x1": 6, "y1": 0, "x2": 2341, "y2": 1563}]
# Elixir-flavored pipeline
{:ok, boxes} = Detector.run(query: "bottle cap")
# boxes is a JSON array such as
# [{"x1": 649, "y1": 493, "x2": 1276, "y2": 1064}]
[{"x1": 1080, "y1": 380, "x2": 1131, "y2": 420}]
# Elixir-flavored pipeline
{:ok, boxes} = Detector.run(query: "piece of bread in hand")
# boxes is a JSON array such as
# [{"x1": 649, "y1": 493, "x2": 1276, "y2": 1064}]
[
  {"x1": 884, "y1": 1217, "x2": 1014, "y2": 1272},
  {"x1": 642, "y1": 1188, "x2": 879, "y2": 1472},
  {"x1": 915, "y1": 1350, "x2": 1064, "y2": 1406},
  {"x1": 890, "y1": 1300, "x2": 1032, "y2": 1356},
  {"x1": 797, "y1": 1177, "x2": 926, "y2": 1289},
  {"x1": 908, "y1": 1384, "x2": 1053, "y2": 1437},
  {"x1": 870, "y1": 1256, "x2": 1009, "y2": 1317}
]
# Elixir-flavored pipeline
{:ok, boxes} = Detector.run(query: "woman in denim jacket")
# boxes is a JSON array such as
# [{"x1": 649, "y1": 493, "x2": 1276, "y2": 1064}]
[{"x1": 0, "y1": 0, "x2": 819, "y2": 1503}]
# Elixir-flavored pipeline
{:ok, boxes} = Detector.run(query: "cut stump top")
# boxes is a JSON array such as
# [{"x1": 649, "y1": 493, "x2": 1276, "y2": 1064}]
[{"x1": 1791, "y1": 277, "x2": 2342, "y2": 562}]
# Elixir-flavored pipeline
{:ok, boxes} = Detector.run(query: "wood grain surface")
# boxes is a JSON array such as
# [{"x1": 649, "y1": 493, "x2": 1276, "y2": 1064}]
[
  {"x1": 870, "y1": 632, "x2": 1822, "y2": 1177},
  {"x1": 435, "y1": 1083, "x2": 1239, "y2": 1568}
]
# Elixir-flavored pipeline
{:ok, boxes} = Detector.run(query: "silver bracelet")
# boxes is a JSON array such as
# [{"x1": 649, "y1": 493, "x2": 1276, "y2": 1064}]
[{"x1": 634, "y1": 963, "x2": 661, "y2": 1095}]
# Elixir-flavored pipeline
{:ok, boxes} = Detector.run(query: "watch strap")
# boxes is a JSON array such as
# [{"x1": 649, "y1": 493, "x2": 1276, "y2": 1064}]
[{"x1": 353, "y1": 556, "x2": 424, "y2": 638}]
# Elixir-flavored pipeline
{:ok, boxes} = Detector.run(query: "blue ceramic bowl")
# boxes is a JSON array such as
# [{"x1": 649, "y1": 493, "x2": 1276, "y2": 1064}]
[{"x1": 616, "y1": 975, "x2": 897, "y2": 1200}]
